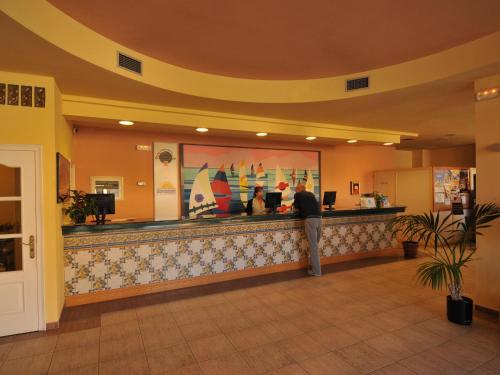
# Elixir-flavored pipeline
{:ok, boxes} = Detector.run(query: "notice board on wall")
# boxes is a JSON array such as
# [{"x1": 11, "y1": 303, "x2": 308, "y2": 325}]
[
  {"x1": 433, "y1": 167, "x2": 469, "y2": 211},
  {"x1": 153, "y1": 143, "x2": 180, "y2": 220}
]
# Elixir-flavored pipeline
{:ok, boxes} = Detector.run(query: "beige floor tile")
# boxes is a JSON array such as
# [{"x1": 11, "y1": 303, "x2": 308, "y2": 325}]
[
  {"x1": 266, "y1": 319, "x2": 304, "y2": 339},
  {"x1": 227, "y1": 325, "x2": 274, "y2": 351},
  {"x1": 100, "y1": 320, "x2": 141, "y2": 342},
  {"x1": 368, "y1": 363, "x2": 417, "y2": 375},
  {"x1": 0, "y1": 343, "x2": 13, "y2": 361},
  {"x1": 429, "y1": 337, "x2": 497, "y2": 371},
  {"x1": 99, "y1": 334, "x2": 145, "y2": 363},
  {"x1": 141, "y1": 325, "x2": 185, "y2": 352},
  {"x1": 179, "y1": 321, "x2": 220, "y2": 342},
  {"x1": 163, "y1": 364, "x2": 202, "y2": 375},
  {"x1": 483, "y1": 356, "x2": 500, "y2": 372},
  {"x1": 49, "y1": 345, "x2": 99, "y2": 373},
  {"x1": 369, "y1": 311, "x2": 412, "y2": 332},
  {"x1": 0, "y1": 353, "x2": 52, "y2": 375},
  {"x1": 188, "y1": 334, "x2": 235, "y2": 362},
  {"x1": 136, "y1": 303, "x2": 169, "y2": 320},
  {"x1": 241, "y1": 343, "x2": 294, "y2": 375},
  {"x1": 49, "y1": 364, "x2": 98, "y2": 375},
  {"x1": 399, "y1": 350, "x2": 468, "y2": 375},
  {"x1": 335, "y1": 317, "x2": 385, "y2": 340},
  {"x1": 198, "y1": 352, "x2": 253, "y2": 375},
  {"x1": 101, "y1": 308, "x2": 137, "y2": 326},
  {"x1": 415, "y1": 317, "x2": 468, "y2": 339},
  {"x1": 390, "y1": 304, "x2": 436, "y2": 324},
  {"x1": 299, "y1": 351, "x2": 358, "y2": 375},
  {"x1": 393, "y1": 324, "x2": 447, "y2": 351},
  {"x1": 468, "y1": 367, "x2": 498, "y2": 375},
  {"x1": 287, "y1": 313, "x2": 330, "y2": 332},
  {"x1": 242, "y1": 307, "x2": 281, "y2": 325},
  {"x1": 213, "y1": 314, "x2": 254, "y2": 334},
  {"x1": 147, "y1": 343, "x2": 195, "y2": 375},
  {"x1": 309, "y1": 325, "x2": 359, "y2": 351},
  {"x1": 7, "y1": 336, "x2": 57, "y2": 360},
  {"x1": 56, "y1": 328, "x2": 100, "y2": 351},
  {"x1": 172, "y1": 308, "x2": 208, "y2": 326},
  {"x1": 277, "y1": 333, "x2": 328, "y2": 362},
  {"x1": 267, "y1": 363, "x2": 308, "y2": 375},
  {"x1": 365, "y1": 332, "x2": 417, "y2": 361},
  {"x1": 139, "y1": 312, "x2": 177, "y2": 331},
  {"x1": 336, "y1": 342, "x2": 394, "y2": 373},
  {"x1": 99, "y1": 353, "x2": 150, "y2": 375}
]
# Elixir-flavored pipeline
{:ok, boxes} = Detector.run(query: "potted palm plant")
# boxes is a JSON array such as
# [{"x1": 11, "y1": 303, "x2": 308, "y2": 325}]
[
  {"x1": 63, "y1": 190, "x2": 95, "y2": 224},
  {"x1": 388, "y1": 215, "x2": 420, "y2": 259},
  {"x1": 391, "y1": 203, "x2": 500, "y2": 325}
]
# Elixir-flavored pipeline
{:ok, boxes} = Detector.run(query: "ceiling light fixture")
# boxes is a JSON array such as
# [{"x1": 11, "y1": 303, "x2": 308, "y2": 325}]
[
  {"x1": 476, "y1": 87, "x2": 499, "y2": 101},
  {"x1": 347, "y1": 139, "x2": 357, "y2": 143},
  {"x1": 383, "y1": 142, "x2": 393, "y2": 146},
  {"x1": 196, "y1": 127, "x2": 208, "y2": 132},
  {"x1": 305, "y1": 136, "x2": 317, "y2": 141},
  {"x1": 256, "y1": 132, "x2": 268, "y2": 137},
  {"x1": 118, "y1": 120, "x2": 134, "y2": 126}
]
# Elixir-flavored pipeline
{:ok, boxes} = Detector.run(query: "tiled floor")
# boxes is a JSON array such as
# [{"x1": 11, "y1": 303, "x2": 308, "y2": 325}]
[{"x1": 0, "y1": 254, "x2": 498, "y2": 375}]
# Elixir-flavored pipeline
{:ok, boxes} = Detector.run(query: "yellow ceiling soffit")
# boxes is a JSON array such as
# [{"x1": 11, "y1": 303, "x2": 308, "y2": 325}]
[
  {"x1": 2, "y1": 0, "x2": 500, "y2": 103},
  {"x1": 61, "y1": 95, "x2": 417, "y2": 144}
]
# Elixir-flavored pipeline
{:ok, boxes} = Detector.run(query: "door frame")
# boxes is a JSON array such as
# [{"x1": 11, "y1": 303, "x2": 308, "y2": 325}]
[{"x1": 0, "y1": 144, "x2": 45, "y2": 331}]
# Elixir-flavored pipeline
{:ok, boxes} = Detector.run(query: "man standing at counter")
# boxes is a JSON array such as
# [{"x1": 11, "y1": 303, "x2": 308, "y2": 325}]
[{"x1": 294, "y1": 184, "x2": 322, "y2": 276}]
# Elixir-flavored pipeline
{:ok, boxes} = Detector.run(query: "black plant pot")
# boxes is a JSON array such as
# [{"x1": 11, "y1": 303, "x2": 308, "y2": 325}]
[
  {"x1": 402, "y1": 241, "x2": 418, "y2": 259},
  {"x1": 447, "y1": 295, "x2": 473, "y2": 325}
]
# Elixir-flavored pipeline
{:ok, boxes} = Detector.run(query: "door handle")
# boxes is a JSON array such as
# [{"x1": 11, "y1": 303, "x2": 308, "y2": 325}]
[{"x1": 22, "y1": 235, "x2": 36, "y2": 259}]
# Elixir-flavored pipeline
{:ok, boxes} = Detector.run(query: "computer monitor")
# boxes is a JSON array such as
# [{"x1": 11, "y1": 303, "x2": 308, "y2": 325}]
[
  {"x1": 322, "y1": 191, "x2": 337, "y2": 210},
  {"x1": 87, "y1": 193, "x2": 115, "y2": 224},
  {"x1": 265, "y1": 192, "x2": 282, "y2": 214}
]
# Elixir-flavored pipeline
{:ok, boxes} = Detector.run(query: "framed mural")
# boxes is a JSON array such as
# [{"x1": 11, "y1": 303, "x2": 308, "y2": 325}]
[
  {"x1": 181, "y1": 144, "x2": 320, "y2": 218},
  {"x1": 56, "y1": 152, "x2": 71, "y2": 203}
]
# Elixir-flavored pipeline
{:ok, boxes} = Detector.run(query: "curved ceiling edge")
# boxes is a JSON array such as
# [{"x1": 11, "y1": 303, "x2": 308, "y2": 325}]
[{"x1": 3, "y1": 0, "x2": 500, "y2": 103}]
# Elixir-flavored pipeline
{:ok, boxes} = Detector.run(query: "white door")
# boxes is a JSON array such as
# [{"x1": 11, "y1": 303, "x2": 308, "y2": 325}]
[{"x1": 0, "y1": 149, "x2": 39, "y2": 336}]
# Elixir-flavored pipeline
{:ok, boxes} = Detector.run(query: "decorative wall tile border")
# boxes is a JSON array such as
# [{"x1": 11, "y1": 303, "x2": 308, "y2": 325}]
[
  {"x1": 64, "y1": 215, "x2": 398, "y2": 296},
  {"x1": 0, "y1": 82, "x2": 45, "y2": 107}
]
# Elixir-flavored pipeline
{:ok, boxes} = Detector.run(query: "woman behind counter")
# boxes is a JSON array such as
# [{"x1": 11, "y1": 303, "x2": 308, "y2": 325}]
[{"x1": 245, "y1": 186, "x2": 268, "y2": 215}]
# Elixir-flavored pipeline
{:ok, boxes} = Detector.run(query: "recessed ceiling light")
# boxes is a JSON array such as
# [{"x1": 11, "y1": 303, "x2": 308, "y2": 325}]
[
  {"x1": 305, "y1": 136, "x2": 317, "y2": 141},
  {"x1": 118, "y1": 120, "x2": 134, "y2": 126},
  {"x1": 196, "y1": 127, "x2": 208, "y2": 132},
  {"x1": 347, "y1": 139, "x2": 357, "y2": 143},
  {"x1": 256, "y1": 132, "x2": 268, "y2": 137},
  {"x1": 383, "y1": 142, "x2": 393, "y2": 146}
]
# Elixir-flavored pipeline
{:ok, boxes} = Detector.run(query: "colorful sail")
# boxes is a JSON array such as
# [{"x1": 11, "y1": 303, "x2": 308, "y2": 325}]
[
  {"x1": 305, "y1": 169, "x2": 315, "y2": 192},
  {"x1": 275, "y1": 165, "x2": 293, "y2": 205},
  {"x1": 188, "y1": 163, "x2": 218, "y2": 218},
  {"x1": 250, "y1": 164, "x2": 255, "y2": 177},
  {"x1": 302, "y1": 169, "x2": 308, "y2": 183},
  {"x1": 256, "y1": 162, "x2": 266, "y2": 187},
  {"x1": 230, "y1": 163, "x2": 235, "y2": 176},
  {"x1": 239, "y1": 161, "x2": 249, "y2": 207},
  {"x1": 291, "y1": 168, "x2": 297, "y2": 187},
  {"x1": 211, "y1": 164, "x2": 232, "y2": 213}
]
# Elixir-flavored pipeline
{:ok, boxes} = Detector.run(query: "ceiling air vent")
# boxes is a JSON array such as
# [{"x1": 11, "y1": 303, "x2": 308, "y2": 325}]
[
  {"x1": 346, "y1": 76, "x2": 369, "y2": 92},
  {"x1": 118, "y1": 52, "x2": 142, "y2": 75}
]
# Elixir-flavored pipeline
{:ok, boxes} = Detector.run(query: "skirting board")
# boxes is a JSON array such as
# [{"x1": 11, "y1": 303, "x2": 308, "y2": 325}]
[{"x1": 65, "y1": 248, "x2": 400, "y2": 307}]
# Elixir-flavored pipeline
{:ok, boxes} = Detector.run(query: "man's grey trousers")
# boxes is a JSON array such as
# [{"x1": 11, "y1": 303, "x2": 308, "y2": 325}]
[{"x1": 304, "y1": 217, "x2": 322, "y2": 275}]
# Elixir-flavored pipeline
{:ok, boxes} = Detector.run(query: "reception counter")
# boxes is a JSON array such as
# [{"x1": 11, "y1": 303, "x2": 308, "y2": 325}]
[{"x1": 62, "y1": 207, "x2": 404, "y2": 306}]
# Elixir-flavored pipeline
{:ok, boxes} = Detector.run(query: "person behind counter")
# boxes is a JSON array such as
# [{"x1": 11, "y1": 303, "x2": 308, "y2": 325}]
[
  {"x1": 245, "y1": 186, "x2": 268, "y2": 215},
  {"x1": 294, "y1": 183, "x2": 322, "y2": 276}
]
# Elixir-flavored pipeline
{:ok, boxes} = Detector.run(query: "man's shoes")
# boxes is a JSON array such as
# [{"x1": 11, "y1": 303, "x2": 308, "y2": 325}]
[{"x1": 307, "y1": 269, "x2": 321, "y2": 277}]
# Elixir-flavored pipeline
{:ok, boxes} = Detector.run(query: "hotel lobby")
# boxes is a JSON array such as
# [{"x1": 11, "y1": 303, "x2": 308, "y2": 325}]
[{"x1": 1, "y1": 1, "x2": 499, "y2": 374}]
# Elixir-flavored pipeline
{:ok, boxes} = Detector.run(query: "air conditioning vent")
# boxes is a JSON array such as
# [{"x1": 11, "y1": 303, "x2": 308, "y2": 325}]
[
  {"x1": 118, "y1": 52, "x2": 142, "y2": 74},
  {"x1": 346, "y1": 77, "x2": 369, "y2": 91}
]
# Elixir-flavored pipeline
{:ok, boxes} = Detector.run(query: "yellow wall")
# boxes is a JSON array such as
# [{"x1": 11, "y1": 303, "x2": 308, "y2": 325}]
[
  {"x1": 474, "y1": 73, "x2": 500, "y2": 312},
  {"x1": 0, "y1": 70, "x2": 72, "y2": 324}
]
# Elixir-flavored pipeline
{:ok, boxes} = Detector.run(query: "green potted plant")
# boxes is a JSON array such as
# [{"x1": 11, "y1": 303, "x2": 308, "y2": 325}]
[
  {"x1": 388, "y1": 214, "x2": 420, "y2": 259},
  {"x1": 63, "y1": 190, "x2": 94, "y2": 224},
  {"x1": 391, "y1": 203, "x2": 500, "y2": 325}
]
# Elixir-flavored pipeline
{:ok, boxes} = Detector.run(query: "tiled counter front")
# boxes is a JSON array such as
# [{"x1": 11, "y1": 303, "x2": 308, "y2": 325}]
[{"x1": 64, "y1": 214, "x2": 398, "y2": 297}]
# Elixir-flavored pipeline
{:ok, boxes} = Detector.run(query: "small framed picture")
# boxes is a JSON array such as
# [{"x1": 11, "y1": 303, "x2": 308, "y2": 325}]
[
  {"x1": 350, "y1": 181, "x2": 360, "y2": 195},
  {"x1": 90, "y1": 176, "x2": 124, "y2": 200}
]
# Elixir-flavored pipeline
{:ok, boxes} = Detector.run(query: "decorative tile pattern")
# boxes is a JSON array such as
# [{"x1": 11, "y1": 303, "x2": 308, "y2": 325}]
[
  {"x1": 21, "y1": 85, "x2": 32, "y2": 107},
  {"x1": 7, "y1": 84, "x2": 19, "y2": 105},
  {"x1": 64, "y1": 215, "x2": 398, "y2": 296},
  {"x1": 34, "y1": 86, "x2": 45, "y2": 107},
  {"x1": 0, "y1": 83, "x2": 5, "y2": 104}
]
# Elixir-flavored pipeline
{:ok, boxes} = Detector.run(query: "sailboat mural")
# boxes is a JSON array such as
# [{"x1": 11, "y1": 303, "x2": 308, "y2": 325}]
[
  {"x1": 188, "y1": 163, "x2": 218, "y2": 218},
  {"x1": 291, "y1": 168, "x2": 297, "y2": 187},
  {"x1": 305, "y1": 169, "x2": 315, "y2": 192},
  {"x1": 211, "y1": 165, "x2": 232, "y2": 213},
  {"x1": 250, "y1": 164, "x2": 255, "y2": 177},
  {"x1": 275, "y1": 165, "x2": 293, "y2": 206},
  {"x1": 239, "y1": 161, "x2": 249, "y2": 207},
  {"x1": 230, "y1": 163, "x2": 235, "y2": 177},
  {"x1": 255, "y1": 162, "x2": 266, "y2": 187}
]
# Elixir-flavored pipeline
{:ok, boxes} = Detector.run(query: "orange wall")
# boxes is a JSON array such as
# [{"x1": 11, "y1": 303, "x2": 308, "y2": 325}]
[{"x1": 73, "y1": 127, "x2": 400, "y2": 219}]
